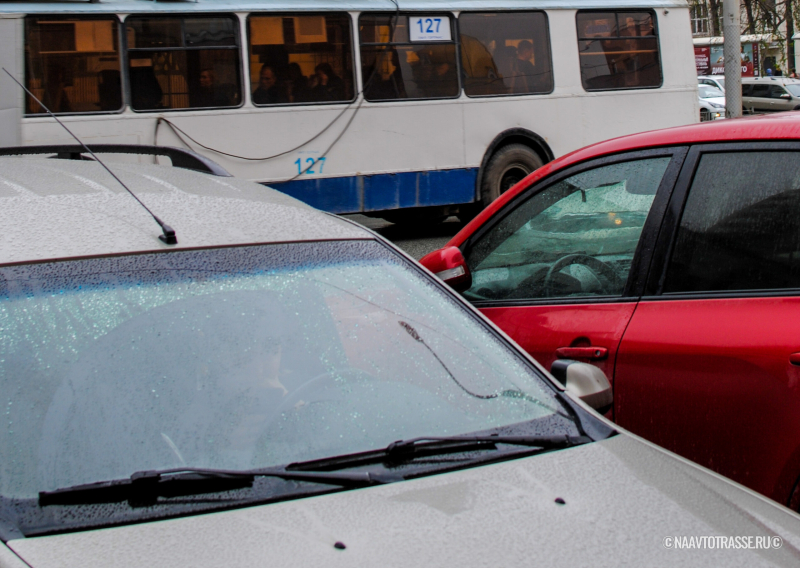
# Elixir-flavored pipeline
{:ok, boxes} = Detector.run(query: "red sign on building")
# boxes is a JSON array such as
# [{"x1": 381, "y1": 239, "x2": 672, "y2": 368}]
[{"x1": 695, "y1": 43, "x2": 759, "y2": 76}]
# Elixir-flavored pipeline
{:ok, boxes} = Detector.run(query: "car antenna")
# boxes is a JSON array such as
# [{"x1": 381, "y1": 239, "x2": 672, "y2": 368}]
[{"x1": 2, "y1": 68, "x2": 177, "y2": 245}]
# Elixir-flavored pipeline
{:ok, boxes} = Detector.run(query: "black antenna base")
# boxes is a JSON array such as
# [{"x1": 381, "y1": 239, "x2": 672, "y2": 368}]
[{"x1": 159, "y1": 224, "x2": 178, "y2": 245}]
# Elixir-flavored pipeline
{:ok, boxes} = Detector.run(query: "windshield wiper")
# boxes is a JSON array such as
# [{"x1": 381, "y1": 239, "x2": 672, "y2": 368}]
[
  {"x1": 39, "y1": 466, "x2": 401, "y2": 507},
  {"x1": 39, "y1": 435, "x2": 591, "y2": 507},
  {"x1": 289, "y1": 434, "x2": 591, "y2": 472},
  {"x1": 384, "y1": 434, "x2": 590, "y2": 460}
]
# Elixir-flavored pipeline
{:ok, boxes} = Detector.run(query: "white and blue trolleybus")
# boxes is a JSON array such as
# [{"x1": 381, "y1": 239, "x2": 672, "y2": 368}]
[{"x1": 0, "y1": 0, "x2": 699, "y2": 221}]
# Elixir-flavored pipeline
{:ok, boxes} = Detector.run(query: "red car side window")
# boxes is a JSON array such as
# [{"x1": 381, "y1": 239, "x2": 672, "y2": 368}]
[
  {"x1": 463, "y1": 157, "x2": 670, "y2": 302},
  {"x1": 663, "y1": 151, "x2": 800, "y2": 293}
]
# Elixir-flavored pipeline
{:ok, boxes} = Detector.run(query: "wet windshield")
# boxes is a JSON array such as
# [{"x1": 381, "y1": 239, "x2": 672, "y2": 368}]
[
  {"x1": 699, "y1": 85, "x2": 724, "y2": 99},
  {"x1": 0, "y1": 241, "x2": 576, "y2": 530}
]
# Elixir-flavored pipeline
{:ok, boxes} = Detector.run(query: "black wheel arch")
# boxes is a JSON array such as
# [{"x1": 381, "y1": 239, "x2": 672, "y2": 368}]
[{"x1": 476, "y1": 129, "x2": 554, "y2": 201}]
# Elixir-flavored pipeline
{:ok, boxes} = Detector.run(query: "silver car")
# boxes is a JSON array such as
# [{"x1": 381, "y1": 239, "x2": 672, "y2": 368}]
[
  {"x1": 742, "y1": 76, "x2": 800, "y2": 113},
  {"x1": 699, "y1": 83, "x2": 726, "y2": 120},
  {"x1": 698, "y1": 74, "x2": 726, "y2": 92},
  {"x1": 1, "y1": 146, "x2": 799, "y2": 567}
]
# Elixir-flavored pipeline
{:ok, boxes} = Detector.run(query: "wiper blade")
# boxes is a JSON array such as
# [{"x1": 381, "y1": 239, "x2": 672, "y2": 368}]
[
  {"x1": 289, "y1": 434, "x2": 591, "y2": 472},
  {"x1": 39, "y1": 466, "x2": 400, "y2": 507}
]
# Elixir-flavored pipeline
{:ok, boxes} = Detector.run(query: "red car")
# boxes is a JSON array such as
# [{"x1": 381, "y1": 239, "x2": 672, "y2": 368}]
[{"x1": 421, "y1": 113, "x2": 800, "y2": 511}]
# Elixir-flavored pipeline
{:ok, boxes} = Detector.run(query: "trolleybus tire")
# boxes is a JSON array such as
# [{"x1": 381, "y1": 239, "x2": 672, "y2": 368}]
[{"x1": 481, "y1": 144, "x2": 543, "y2": 207}]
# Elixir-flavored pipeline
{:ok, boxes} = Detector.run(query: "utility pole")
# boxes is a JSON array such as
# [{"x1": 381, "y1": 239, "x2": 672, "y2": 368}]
[
  {"x1": 723, "y1": 0, "x2": 742, "y2": 117},
  {"x1": 788, "y1": 0, "x2": 795, "y2": 75}
]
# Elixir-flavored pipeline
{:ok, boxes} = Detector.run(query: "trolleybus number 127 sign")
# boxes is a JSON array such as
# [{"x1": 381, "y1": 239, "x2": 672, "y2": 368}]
[{"x1": 409, "y1": 16, "x2": 451, "y2": 42}]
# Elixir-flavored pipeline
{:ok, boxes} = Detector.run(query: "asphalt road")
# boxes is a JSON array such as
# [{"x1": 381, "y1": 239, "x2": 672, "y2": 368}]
[{"x1": 343, "y1": 214, "x2": 466, "y2": 259}]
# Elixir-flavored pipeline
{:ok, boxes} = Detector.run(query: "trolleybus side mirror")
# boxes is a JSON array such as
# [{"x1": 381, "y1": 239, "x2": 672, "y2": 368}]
[{"x1": 420, "y1": 246, "x2": 472, "y2": 293}]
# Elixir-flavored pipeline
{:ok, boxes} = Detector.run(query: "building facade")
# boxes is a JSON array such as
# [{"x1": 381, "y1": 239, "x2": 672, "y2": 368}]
[{"x1": 689, "y1": 0, "x2": 795, "y2": 76}]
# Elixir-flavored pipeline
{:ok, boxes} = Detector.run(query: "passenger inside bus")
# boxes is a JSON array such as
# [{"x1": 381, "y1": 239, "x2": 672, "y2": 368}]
[
  {"x1": 511, "y1": 41, "x2": 536, "y2": 93},
  {"x1": 193, "y1": 69, "x2": 233, "y2": 108},
  {"x1": 252, "y1": 64, "x2": 288, "y2": 105},
  {"x1": 248, "y1": 14, "x2": 354, "y2": 106},
  {"x1": 286, "y1": 63, "x2": 311, "y2": 103},
  {"x1": 413, "y1": 45, "x2": 458, "y2": 98},
  {"x1": 129, "y1": 64, "x2": 163, "y2": 110},
  {"x1": 309, "y1": 63, "x2": 346, "y2": 101},
  {"x1": 363, "y1": 49, "x2": 407, "y2": 100}
]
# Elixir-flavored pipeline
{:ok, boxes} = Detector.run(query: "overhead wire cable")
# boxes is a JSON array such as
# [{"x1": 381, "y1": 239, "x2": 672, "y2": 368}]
[{"x1": 154, "y1": 0, "x2": 402, "y2": 170}]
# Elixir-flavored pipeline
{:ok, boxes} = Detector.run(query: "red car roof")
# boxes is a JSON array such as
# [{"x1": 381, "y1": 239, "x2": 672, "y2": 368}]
[{"x1": 449, "y1": 113, "x2": 800, "y2": 248}]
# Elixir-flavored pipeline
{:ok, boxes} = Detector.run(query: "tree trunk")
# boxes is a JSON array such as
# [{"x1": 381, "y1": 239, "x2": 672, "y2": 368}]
[
  {"x1": 744, "y1": 0, "x2": 757, "y2": 34},
  {"x1": 709, "y1": 0, "x2": 722, "y2": 36}
]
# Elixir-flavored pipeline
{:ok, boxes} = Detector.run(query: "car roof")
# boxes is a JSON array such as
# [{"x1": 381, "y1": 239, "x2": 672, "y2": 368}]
[
  {"x1": 742, "y1": 76, "x2": 800, "y2": 84},
  {"x1": 0, "y1": 157, "x2": 367, "y2": 265},
  {"x1": 450, "y1": 112, "x2": 800, "y2": 247}
]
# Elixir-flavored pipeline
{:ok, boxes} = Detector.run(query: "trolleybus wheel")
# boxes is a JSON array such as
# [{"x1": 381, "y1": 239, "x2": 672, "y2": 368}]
[{"x1": 481, "y1": 144, "x2": 543, "y2": 207}]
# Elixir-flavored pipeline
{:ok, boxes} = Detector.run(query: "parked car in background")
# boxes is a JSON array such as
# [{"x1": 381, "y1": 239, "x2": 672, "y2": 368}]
[
  {"x1": 698, "y1": 74, "x2": 726, "y2": 92},
  {"x1": 421, "y1": 112, "x2": 800, "y2": 512},
  {"x1": 698, "y1": 83, "x2": 726, "y2": 121},
  {"x1": 742, "y1": 76, "x2": 800, "y2": 113},
  {"x1": 2, "y1": 145, "x2": 800, "y2": 567}
]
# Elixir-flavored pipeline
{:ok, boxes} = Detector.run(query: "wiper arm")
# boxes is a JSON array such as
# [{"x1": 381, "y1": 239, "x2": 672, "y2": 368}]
[
  {"x1": 384, "y1": 434, "x2": 591, "y2": 462},
  {"x1": 39, "y1": 466, "x2": 400, "y2": 507},
  {"x1": 288, "y1": 434, "x2": 591, "y2": 472}
]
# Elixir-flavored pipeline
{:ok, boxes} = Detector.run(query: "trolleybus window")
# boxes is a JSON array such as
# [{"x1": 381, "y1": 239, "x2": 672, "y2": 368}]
[
  {"x1": 25, "y1": 16, "x2": 122, "y2": 115},
  {"x1": 359, "y1": 14, "x2": 459, "y2": 101},
  {"x1": 126, "y1": 15, "x2": 242, "y2": 111},
  {"x1": 458, "y1": 12, "x2": 553, "y2": 97},
  {"x1": 576, "y1": 11, "x2": 661, "y2": 91},
  {"x1": 247, "y1": 14, "x2": 355, "y2": 105}
]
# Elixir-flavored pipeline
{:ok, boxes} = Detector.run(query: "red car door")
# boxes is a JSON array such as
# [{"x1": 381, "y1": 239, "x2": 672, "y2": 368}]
[
  {"x1": 456, "y1": 149, "x2": 687, "y2": 392},
  {"x1": 480, "y1": 302, "x2": 635, "y2": 384},
  {"x1": 615, "y1": 144, "x2": 800, "y2": 507}
]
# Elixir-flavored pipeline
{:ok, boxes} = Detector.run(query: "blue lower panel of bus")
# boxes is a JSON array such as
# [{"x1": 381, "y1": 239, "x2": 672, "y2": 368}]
[{"x1": 266, "y1": 168, "x2": 478, "y2": 214}]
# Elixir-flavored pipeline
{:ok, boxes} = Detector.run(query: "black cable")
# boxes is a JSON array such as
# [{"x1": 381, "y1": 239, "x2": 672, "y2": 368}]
[
  {"x1": 399, "y1": 321, "x2": 499, "y2": 400},
  {"x1": 154, "y1": 104, "x2": 353, "y2": 162},
  {"x1": 155, "y1": 0, "x2": 402, "y2": 166},
  {"x1": 285, "y1": 95, "x2": 365, "y2": 180},
  {"x1": 288, "y1": 1, "x2": 400, "y2": 178}
]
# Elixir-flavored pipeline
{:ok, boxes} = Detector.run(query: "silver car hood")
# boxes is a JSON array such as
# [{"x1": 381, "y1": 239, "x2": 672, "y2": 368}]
[{"x1": 7, "y1": 435, "x2": 800, "y2": 567}]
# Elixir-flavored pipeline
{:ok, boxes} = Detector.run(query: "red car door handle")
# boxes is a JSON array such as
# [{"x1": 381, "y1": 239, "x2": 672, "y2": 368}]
[
  {"x1": 556, "y1": 347, "x2": 608, "y2": 360},
  {"x1": 790, "y1": 353, "x2": 800, "y2": 366}
]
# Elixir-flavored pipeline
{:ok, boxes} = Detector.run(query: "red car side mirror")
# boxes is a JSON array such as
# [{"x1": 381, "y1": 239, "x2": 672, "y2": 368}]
[{"x1": 420, "y1": 246, "x2": 472, "y2": 292}]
